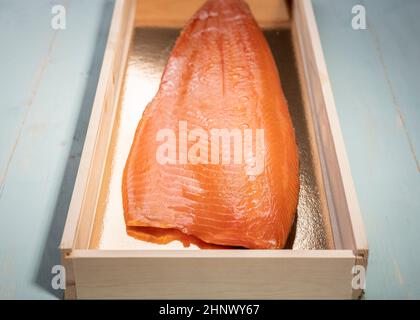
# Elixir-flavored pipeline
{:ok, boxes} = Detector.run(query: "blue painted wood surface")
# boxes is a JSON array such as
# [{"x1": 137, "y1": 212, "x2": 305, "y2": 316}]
[
  {"x1": 313, "y1": 0, "x2": 420, "y2": 299},
  {"x1": 0, "y1": 0, "x2": 114, "y2": 299},
  {"x1": 0, "y1": 0, "x2": 419, "y2": 299}
]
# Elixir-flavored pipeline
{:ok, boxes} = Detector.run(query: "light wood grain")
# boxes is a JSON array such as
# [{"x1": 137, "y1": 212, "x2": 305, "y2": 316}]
[
  {"x1": 292, "y1": 1, "x2": 368, "y2": 297},
  {"x1": 135, "y1": 0, "x2": 291, "y2": 28},
  {"x1": 71, "y1": 249, "x2": 355, "y2": 299},
  {"x1": 60, "y1": 0, "x2": 136, "y2": 251},
  {"x1": 293, "y1": 0, "x2": 368, "y2": 259},
  {"x1": 60, "y1": 0, "x2": 368, "y2": 299}
]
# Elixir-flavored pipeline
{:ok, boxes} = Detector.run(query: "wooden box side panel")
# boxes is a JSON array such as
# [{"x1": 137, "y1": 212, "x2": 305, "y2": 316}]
[
  {"x1": 292, "y1": 0, "x2": 368, "y2": 258},
  {"x1": 71, "y1": 252, "x2": 355, "y2": 299},
  {"x1": 60, "y1": 0, "x2": 369, "y2": 300},
  {"x1": 61, "y1": 0, "x2": 368, "y2": 254},
  {"x1": 135, "y1": 0, "x2": 291, "y2": 28},
  {"x1": 60, "y1": 0, "x2": 137, "y2": 251}
]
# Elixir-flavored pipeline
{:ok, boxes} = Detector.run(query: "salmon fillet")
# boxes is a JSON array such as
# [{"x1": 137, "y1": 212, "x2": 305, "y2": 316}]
[
  {"x1": 127, "y1": 226, "x2": 234, "y2": 249},
  {"x1": 122, "y1": 0, "x2": 299, "y2": 249}
]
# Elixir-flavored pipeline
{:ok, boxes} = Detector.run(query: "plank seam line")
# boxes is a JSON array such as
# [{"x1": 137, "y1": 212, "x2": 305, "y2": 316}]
[
  {"x1": 368, "y1": 22, "x2": 420, "y2": 173},
  {"x1": 0, "y1": 1, "x2": 69, "y2": 197}
]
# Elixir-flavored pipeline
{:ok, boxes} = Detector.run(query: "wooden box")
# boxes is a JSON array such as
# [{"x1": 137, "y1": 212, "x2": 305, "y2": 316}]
[{"x1": 60, "y1": 0, "x2": 368, "y2": 299}]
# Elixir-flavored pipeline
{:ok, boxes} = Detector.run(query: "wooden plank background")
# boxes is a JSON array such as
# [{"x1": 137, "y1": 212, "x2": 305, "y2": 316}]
[
  {"x1": 0, "y1": 0, "x2": 419, "y2": 299},
  {"x1": 0, "y1": 0, "x2": 115, "y2": 299},
  {"x1": 312, "y1": 0, "x2": 420, "y2": 298}
]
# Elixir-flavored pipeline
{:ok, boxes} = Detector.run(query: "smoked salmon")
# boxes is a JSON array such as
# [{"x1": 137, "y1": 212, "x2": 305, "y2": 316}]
[{"x1": 122, "y1": 0, "x2": 299, "y2": 249}]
